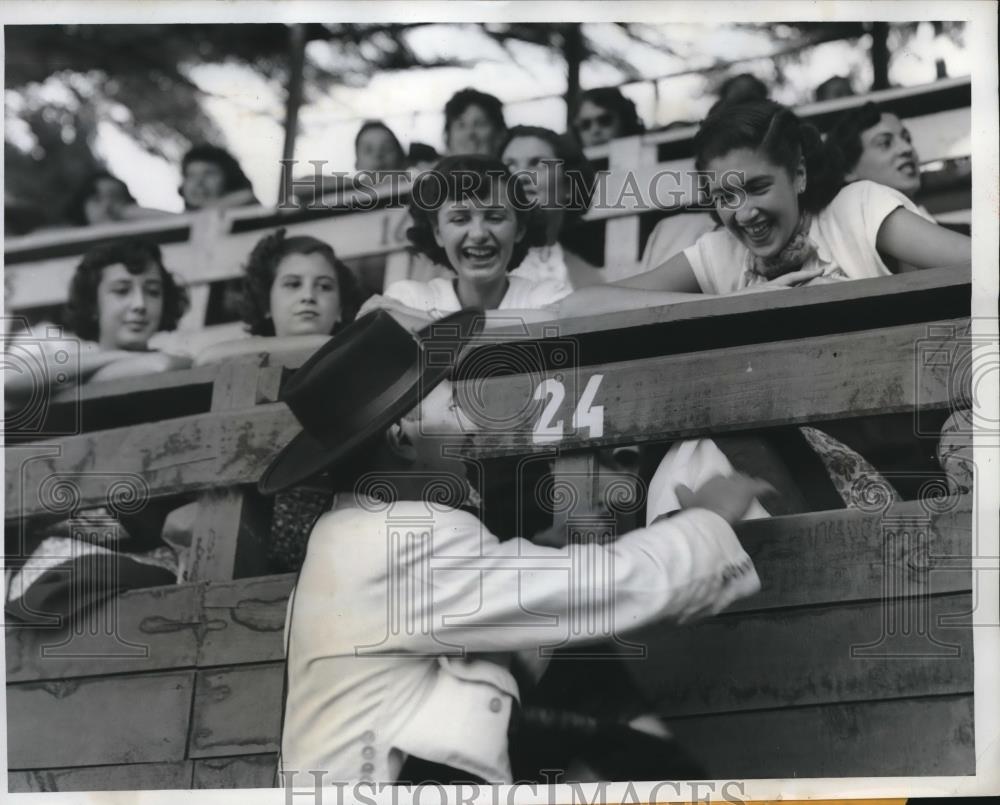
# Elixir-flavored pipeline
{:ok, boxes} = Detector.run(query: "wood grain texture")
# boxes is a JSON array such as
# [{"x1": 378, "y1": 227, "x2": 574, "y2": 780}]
[
  {"x1": 487, "y1": 265, "x2": 970, "y2": 341},
  {"x1": 667, "y1": 693, "x2": 975, "y2": 779},
  {"x1": 8, "y1": 761, "x2": 194, "y2": 792},
  {"x1": 626, "y1": 592, "x2": 973, "y2": 717},
  {"x1": 7, "y1": 403, "x2": 299, "y2": 519},
  {"x1": 6, "y1": 670, "x2": 195, "y2": 768},
  {"x1": 192, "y1": 753, "x2": 278, "y2": 789},
  {"x1": 5, "y1": 582, "x2": 202, "y2": 682},
  {"x1": 730, "y1": 498, "x2": 972, "y2": 612},
  {"x1": 199, "y1": 575, "x2": 294, "y2": 667},
  {"x1": 463, "y1": 319, "x2": 969, "y2": 457},
  {"x1": 188, "y1": 663, "x2": 284, "y2": 758}
]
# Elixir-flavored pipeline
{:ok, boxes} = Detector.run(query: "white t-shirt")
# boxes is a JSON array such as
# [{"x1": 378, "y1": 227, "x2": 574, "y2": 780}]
[
  {"x1": 510, "y1": 243, "x2": 571, "y2": 287},
  {"x1": 683, "y1": 180, "x2": 925, "y2": 295},
  {"x1": 383, "y1": 274, "x2": 571, "y2": 319}
]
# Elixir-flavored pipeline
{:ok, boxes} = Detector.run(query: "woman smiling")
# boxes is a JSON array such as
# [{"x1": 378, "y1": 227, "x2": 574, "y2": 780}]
[{"x1": 365, "y1": 154, "x2": 568, "y2": 322}]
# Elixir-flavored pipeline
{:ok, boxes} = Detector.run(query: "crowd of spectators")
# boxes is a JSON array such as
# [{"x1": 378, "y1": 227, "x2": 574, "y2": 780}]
[
  {"x1": 4, "y1": 67, "x2": 973, "y2": 609},
  {"x1": 2, "y1": 63, "x2": 976, "y2": 787}
]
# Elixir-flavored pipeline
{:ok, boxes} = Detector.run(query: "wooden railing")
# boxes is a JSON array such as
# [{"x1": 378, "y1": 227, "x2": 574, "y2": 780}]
[
  {"x1": 4, "y1": 77, "x2": 971, "y2": 338},
  {"x1": 4, "y1": 266, "x2": 975, "y2": 788}
]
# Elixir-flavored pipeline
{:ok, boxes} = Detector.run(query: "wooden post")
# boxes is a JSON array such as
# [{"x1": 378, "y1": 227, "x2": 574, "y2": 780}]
[
  {"x1": 184, "y1": 360, "x2": 284, "y2": 581},
  {"x1": 602, "y1": 135, "x2": 658, "y2": 282}
]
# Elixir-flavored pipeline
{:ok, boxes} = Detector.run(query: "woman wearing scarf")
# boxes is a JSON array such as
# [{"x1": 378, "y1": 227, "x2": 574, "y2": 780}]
[{"x1": 545, "y1": 100, "x2": 971, "y2": 518}]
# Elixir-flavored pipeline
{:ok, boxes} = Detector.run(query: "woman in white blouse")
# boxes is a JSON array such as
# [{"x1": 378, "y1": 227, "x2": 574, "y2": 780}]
[{"x1": 549, "y1": 99, "x2": 970, "y2": 317}]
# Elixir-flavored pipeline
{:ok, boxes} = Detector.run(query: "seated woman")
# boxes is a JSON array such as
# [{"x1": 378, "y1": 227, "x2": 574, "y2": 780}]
[
  {"x1": 500, "y1": 125, "x2": 603, "y2": 288},
  {"x1": 570, "y1": 87, "x2": 645, "y2": 150},
  {"x1": 354, "y1": 120, "x2": 407, "y2": 175},
  {"x1": 363, "y1": 154, "x2": 569, "y2": 327},
  {"x1": 196, "y1": 227, "x2": 362, "y2": 366},
  {"x1": 5, "y1": 238, "x2": 191, "y2": 404},
  {"x1": 179, "y1": 144, "x2": 259, "y2": 211},
  {"x1": 548, "y1": 100, "x2": 971, "y2": 515},
  {"x1": 826, "y1": 102, "x2": 934, "y2": 217},
  {"x1": 196, "y1": 228, "x2": 362, "y2": 573},
  {"x1": 553, "y1": 99, "x2": 970, "y2": 317},
  {"x1": 5, "y1": 238, "x2": 191, "y2": 620},
  {"x1": 443, "y1": 88, "x2": 507, "y2": 157},
  {"x1": 65, "y1": 170, "x2": 173, "y2": 227}
]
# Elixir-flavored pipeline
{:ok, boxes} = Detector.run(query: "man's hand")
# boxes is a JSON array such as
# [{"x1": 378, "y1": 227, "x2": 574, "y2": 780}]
[{"x1": 675, "y1": 473, "x2": 774, "y2": 525}]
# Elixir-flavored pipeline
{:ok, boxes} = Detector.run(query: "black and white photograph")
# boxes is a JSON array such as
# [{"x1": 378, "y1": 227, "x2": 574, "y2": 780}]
[{"x1": 2, "y1": 2, "x2": 998, "y2": 803}]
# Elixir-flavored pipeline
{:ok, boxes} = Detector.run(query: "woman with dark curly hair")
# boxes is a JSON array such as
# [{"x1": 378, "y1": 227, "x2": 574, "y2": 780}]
[
  {"x1": 500, "y1": 125, "x2": 602, "y2": 288},
  {"x1": 571, "y1": 87, "x2": 645, "y2": 149},
  {"x1": 361, "y1": 154, "x2": 566, "y2": 326},
  {"x1": 195, "y1": 227, "x2": 363, "y2": 573},
  {"x1": 7, "y1": 238, "x2": 191, "y2": 402},
  {"x1": 179, "y1": 144, "x2": 259, "y2": 211},
  {"x1": 196, "y1": 227, "x2": 362, "y2": 365}
]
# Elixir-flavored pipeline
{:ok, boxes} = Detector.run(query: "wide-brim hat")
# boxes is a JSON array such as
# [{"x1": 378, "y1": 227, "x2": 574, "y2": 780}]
[{"x1": 258, "y1": 307, "x2": 483, "y2": 496}]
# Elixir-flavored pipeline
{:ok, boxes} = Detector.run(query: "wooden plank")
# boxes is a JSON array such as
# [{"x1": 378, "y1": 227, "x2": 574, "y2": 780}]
[
  {"x1": 6, "y1": 670, "x2": 195, "y2": 768},
  {"x1": 185, "y1": 488, "x2": 272, "y2": 582},
  {"x1": 484, "y1": 265, "x2": 971, "y2": 351},
  {"x1": 731, "y1": 498, "x2": 972, "y2": 612},
  {"x1": 602, "y1": 135, "x2": 657, "y2": 280},
  {"x1": 192, "y1": 754, "x2": 278, "y2": 789},
  {"x1": 667, "y1": 694, "x2": 974, "y2": 779},
  {"x1": 583, "y1": 77, "x2": 970, "y2": 159},
  {"x1": 187, "y1": 360, "x2": 280, "y2": 582},
  {"x1": 5, "y1": 582, "x2": 203, "y2": 682},
  {"x1": 7, "y1": 317, "x2": 969, "y2": 514},
  {"x1": 198, "y1": 574, "x2": 294, "y2": 667},
  {"x1": 463, "y1": 318, "x2": 969, "y2": 457},
  {"x1": 6, "y1": 403, "x2": 299, "y2": 520},
  {"x1": 624, "y1": 592, "x2": 973, "y2": 717},
  {"x1": 188, "y1": 663, "x2": 284, "y2": 758},
  {"x1": 53, "y1": 364, "x2": 218, "y2": 406},
  {"x1": 8, "y1": 760, "x2": 194, "y2": 792}
]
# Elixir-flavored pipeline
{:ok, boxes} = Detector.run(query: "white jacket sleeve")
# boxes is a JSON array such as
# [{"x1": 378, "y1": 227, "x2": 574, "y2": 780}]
[{"x1": 394, "y1": 506, "x2": 760, "y2": 654}]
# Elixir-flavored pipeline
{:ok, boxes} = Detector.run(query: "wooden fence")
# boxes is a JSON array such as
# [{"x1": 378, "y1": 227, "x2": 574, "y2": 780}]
[
  {"x1": 4, "y1": 77, "x2": 971, "y2": 342},
  {"x1": 4, "y1": 266, "x2": 975, "y2": 789}
]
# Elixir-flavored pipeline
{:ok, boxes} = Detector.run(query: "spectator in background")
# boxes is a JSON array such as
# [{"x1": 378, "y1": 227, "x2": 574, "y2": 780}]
[
  {"x1": 66, "y1": 170, "x2": 172, "y2": 227},
  {"x1": 571, "y1": 87, "x2": 645, "y2": 149},
  {"x1": 500, "y1": 125, "x2": 602, "y2": 288},
  {"x1": 180, "y1": 144, "x2": 259, "y2": 211},
  {"x1": 826, "y1": 103, "x2": 928, "y2": 211},
  {"x1": 708, "y1": 72, "x2": 769, "y2": 116},
  {"x1": 354, "y1": 120, "x2": 407, "y2": 174},
  {"x1": 196, "y1": 228, "x2": 362, "y2": 365},
  {"x1": 196, "y1": 227, "x2": 362, "y2": 574},
  {"x1": 444, "y1": 88, "x2": 507, "y2": 157},
  {"x1": 815, "y1": 75, "x2": 856, "y2": 103}
]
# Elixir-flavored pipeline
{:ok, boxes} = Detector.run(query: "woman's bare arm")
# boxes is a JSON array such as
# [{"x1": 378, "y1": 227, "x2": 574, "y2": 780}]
[{"x1": 876, "y1": 208, "x2": 972, "y2": 272}]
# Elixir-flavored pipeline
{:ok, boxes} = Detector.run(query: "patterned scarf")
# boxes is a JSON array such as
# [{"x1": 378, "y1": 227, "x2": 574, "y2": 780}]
[{"x1": 744, "y1": 211, "x2": 817, "y2": 282}]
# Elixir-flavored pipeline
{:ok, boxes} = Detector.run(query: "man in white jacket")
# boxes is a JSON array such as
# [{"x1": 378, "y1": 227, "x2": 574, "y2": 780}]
[{"x1": 259, "y1": 308, "x2": 767, "y2": 785}]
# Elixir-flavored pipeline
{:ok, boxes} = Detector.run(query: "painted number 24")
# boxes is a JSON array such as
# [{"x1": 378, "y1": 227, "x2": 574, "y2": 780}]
[{"x1": 532, "y1": 374, "x2": 605, "y2": 444}]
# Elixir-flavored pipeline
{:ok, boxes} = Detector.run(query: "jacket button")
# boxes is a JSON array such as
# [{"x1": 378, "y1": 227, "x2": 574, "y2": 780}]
[
  {"x1": 361, "y1": 762, "x2": 375, "y2": 774},
  {"x1": 362, "y1": 746, "x2": 375, "y2": 759},
  {"x1": 489, "y1": 697, "x2": 502, "y2": 713},
  {"x1": 362, "y1": 730, "x2": 375, "y2": 743}
]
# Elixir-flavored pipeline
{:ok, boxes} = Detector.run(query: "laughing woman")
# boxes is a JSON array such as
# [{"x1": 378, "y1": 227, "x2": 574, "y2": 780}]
[
  {"x1": 550, "y1": 99, "x2": 971, "y2": 318},
  {"x1": 361, "y1": 154, "x2": 570, "y2": 326}
]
